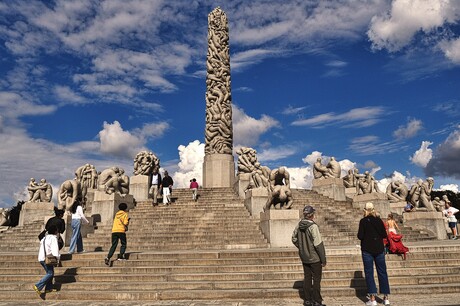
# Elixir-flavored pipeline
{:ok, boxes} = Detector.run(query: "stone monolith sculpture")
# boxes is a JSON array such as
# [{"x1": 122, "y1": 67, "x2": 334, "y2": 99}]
[{"x1": 202, "y1": 7, "x2": 235, "y2": 188}]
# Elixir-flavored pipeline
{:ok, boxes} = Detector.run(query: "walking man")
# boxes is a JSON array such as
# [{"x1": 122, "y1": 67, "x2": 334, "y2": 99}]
[
  {"x1": 292, "y1": 205, "x2": 327, "y2": 306},
  {"x1": 105, "y1": 203, "x2": 130, "y2": 266},
  {"x1": 149, "y1": 166, "x2": 162, "y2": 206}
]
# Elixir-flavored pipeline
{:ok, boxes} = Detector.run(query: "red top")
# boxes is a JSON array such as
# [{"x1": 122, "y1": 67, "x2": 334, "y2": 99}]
[{"x1": 190, "y1": 181, "x2": 199, "y2": 189}]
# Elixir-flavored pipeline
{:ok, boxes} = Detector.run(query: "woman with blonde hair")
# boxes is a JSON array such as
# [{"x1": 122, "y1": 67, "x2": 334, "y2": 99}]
[{"x1": 357, "y1": 202, "x2": 391, "y2": 306}]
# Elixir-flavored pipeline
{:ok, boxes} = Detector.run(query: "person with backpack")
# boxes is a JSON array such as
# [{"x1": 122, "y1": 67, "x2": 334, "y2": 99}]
[
  {"x1": 104, "y1": 203, "x2": 130, "y2": 266},
  {"x1": 33, "y1": 225, "x2": 60, "y2": 296},
  {"x1": 45, "y1": 208, "x2": 66, "y2": 250},
  {"x1": 292, "y1": 205, "x2": 327, "y2": 306}
]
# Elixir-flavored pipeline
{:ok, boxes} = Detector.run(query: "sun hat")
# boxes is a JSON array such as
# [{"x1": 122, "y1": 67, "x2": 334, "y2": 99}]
[{"x1": 364, "y1": 202, "x2": 374, "y2": 211}]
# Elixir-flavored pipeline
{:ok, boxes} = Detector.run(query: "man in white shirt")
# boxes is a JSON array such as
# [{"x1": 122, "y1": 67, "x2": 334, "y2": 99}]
[{"x1": 149, "y1": 166, "x2": 162, "y2": 206}]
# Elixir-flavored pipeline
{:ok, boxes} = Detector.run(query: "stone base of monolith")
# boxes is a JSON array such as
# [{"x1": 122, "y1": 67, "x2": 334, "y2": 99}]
[
  {"x1": 390, "y1": 201, "x2": 407, "y2": 215},
  {"x1": 260, "y1": 209, "x2": 300, "y2": 247},
  {"x1": 203, "y1": 153, "x2": 235, "y2": 188},
  {"x1": 91, "y1": 191, "x2": 135, "y2": 226},
  {"x1": 403, "y1": 211, "x2": 447, "y2": 240},
  {"x1": 353, "y1": 193, "x2": 390, "y2": 217},
  {"x1": 235, "y1": 173, "x2": 251, "y2": 198},
  {"x1": 312, "y1": 178, "x2": 346, "y2": 201},
  {"x1": 244, "y1": 187, "x2": 269, "y2": 219},
  {"x1": 129, "y1": 175, "x2": 151, "y2": 202},
  {"x1": 63, "y1": 214, "x2": 95, "y2": 247},
  {"x1": 18, "y1": 201, "x2": 55, "y2": 227}
]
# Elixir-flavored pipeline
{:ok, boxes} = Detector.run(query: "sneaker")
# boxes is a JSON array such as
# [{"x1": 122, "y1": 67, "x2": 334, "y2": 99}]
[
  {"x1": 383, "y1": 299, "x2": 390, "y2": 305},
  {"x1": 365, "y1": 300, "x2": 377, "y2": 306},
  {"x1": 453, "y1": 236, "x2": 458, "y2": 240},
  {"x1": 33, "y1": 285, "x2": 41, "y2": 295},
  {"x1": 117, "y1": 258, "x2": 127, "y2": 261},
  {"x1": 77, "y1": 250, "x2": 86, "y2": 253},
  {"x1": 104, "y1": 257, "x2": 110, "y2": 266},
  {"x1": 44, "y1": 288, "x2": 58, "y2": 293}
]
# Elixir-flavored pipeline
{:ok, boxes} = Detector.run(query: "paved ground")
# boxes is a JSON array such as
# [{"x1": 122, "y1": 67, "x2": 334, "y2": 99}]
[{"x1": 2, "y1": 294, "x2": 460, "y2": 306}]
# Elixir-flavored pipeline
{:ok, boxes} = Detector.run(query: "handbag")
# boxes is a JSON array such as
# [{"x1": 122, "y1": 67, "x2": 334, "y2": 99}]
[{"x1": 43, "y1": 236, "x2": 59, "y2": 267}]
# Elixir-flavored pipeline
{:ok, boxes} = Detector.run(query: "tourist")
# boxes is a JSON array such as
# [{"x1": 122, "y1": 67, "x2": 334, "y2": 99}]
[
  {"x1": 45, "y1": 208, "x2": 66, "y2": 250},
  {"x1": 403, "y1": 202, "x2": 414, "y2": 213},
  {"x1": 161, "y1": 170, "x2": 174, "y2": 205},
  {"x1": 34, "y1": 224, "x2": 60, "y2": 296},
  {"x1": 149, "y1": 166, "x2": 162, "y2": 206},
  {"x1": 105, "y1": 203, "x2": 130, "y2": 265},
  {"x1": 292, "y1": 205, "x2": 327, "y2": 306},
  {"x1": 443, "y1": 202, "x2": 459, "y2": 240},
  {"x1": 68, "y1": 200, "x2": 90, "y2": 254},
  {"x1": 358, "y1": 202, "x2": 390, "y2": 306},
  {"x1": 190, "y1": 178, "x2": 199, "y2": 201},
  {"x1": 385, "y1": 214, "x2": 409, "y2": 260}
]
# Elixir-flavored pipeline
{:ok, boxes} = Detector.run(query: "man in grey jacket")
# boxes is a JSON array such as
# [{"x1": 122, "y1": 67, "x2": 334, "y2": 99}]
[{"x1": 292, "y1": 205, "x2": 327, "y2": 306}]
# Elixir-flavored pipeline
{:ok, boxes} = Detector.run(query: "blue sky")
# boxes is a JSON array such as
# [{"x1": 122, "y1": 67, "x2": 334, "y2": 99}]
[{"x1": 1, "y1": 0, "x2": 460, "y2": 207}]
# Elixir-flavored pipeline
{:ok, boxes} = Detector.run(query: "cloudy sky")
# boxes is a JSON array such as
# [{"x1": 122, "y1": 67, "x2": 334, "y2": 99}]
[{"x1": 1, "y1": 0, "x2": 460, "y2": 207}]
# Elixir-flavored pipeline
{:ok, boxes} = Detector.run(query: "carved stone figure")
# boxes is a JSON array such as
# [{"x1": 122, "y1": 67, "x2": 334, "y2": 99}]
[
  {"x1": 133, "y1": 150, "x2": 160, "y2": 176},
  {"x1": 327, "y1": 157, "x2": 341, "y2": 178},
  {"x1": 251, "y1": 162, "x2": 271, "y2": 189},
  {"x1": 237, "y1": 147, "x2": 270, "y2": 190},
  {"x1": 264, "y1": 167, "x2": 293, "y2": 210},
  {"x1": 75, "y1": 164, "x2": 98, "y2": 189},
  {"x1": 27, "y1": 178, "x2": 53, "y2": 202},
  {"x1": 386, "y1": 180, "x2": 408, "y2": 203},
  {"x1": 99, "y1": 167, "x2": 130, "y2": 195},
  {"x1": 356, "y1": 171, "x2": 382, "y2": 195},
  {"x1": 432, "y1": 197, "x2": 443, "y2": 212},
  {"x1": 58, "y1": 179, "x2": 82, "y2": 211},
  {"x1": 204, "y1": 7, "x2": 233, "y2": 155},
  {"x1": 343, "y1": 169, "x2": 356, "y2": 188},
  {"x1": 418, "y1": 177, "x2": 435, "y2": 211},
  {"x1": 408, "y1": 179, "x2": 423, "y2": 207},
  {"x1": 0, "y1": 208, "x2": 10, "y2": 226},
  {"x1": 313, "y1": 158, "x2": 333, "y2": 179}
]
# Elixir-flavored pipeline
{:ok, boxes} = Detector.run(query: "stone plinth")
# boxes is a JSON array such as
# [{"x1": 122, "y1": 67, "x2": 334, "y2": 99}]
[
  {"x1": 91, "y1": 191, "x2": 135, "y2": 226},
  {"x1": 345, "y1": 187, "x2": 356, "y2": 199},
  {"x1": 63, "y1": 214, "x2": 95, "y2": 247},
  {"x1": 235, "y1": 173, "x2": 251, "y2": 198},
  {"x1": 203, "y1": 153, "x2": 235, "y2": 188},
  {"x1": 260, "y1": 209, "x2": 300, "y2": 248},
  {"x1": 403, "y1": 211, "x2": 447, "y2": 240},
  {"x1": 312, "y1": 178, "x2": 346, "y2": 201},
  {"x1": 18, "y1": 201, "x2": 55, "y2": 227},
  {"x1": 244, "y1": 187, "x2": 269, "y2": 219},
  {"x1": 129, "y1": 175, "x2": 151, "y2": 202},
  {"x1": 390, "y1": 201, "x2": 407, "y2": 215},
  {"x1": 353, "y1": 193, "x2": 390, "y2": 217}
]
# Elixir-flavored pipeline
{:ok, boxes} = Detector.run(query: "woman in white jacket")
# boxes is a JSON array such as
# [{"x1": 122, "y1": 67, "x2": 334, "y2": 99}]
[{"x1": 33, "y1": 225, "x2": 60, "y2": 295}]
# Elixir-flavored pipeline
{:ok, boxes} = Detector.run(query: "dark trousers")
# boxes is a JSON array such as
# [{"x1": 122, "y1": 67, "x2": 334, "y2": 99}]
[
  {"x1": 302, "y1": 261, "x2": 323, "y2": 303},
  {"x1": 107, "y1": 232, "x2": 127, "y2": 259}
]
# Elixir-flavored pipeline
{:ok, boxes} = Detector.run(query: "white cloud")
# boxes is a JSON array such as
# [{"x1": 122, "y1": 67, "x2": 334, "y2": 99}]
[
  {"x1": 172, "y1": 140, "x2": 204, "y2": 188},
  {"x1": 292, "y1": 106, "x2": 386, "y2": 128},
  {"x1": 257, "y1": 145, "x2": 298, "y2": 162},
  {"x1": 410, "y1": 141, "x2": 433, "y2": 167},
  {"x1": 349, "y1": 135, "x2": 403, "y2": 155},
  {"x1": 439, "y1": 38, "x2": 460, "y2": 64},
  {"x1": 426, "y1": 127, "x2": 460, "y2": 178},
  {"x1": 282, "y1": 105, "x2": 307, "y2": 115},
  {"x1": 302, "y1": 151, "x2": 323, "y2": 166},
  {"x1": 233, "y1": 105, "x2": 280, "y2": 148},
  {"x1": 0, "y1": 91, "x2": 56, "y2": 119},
  {"x1": 98, "y1": 121, "x2": 146, "y2": 158},
  {"x1": 439, "y1": 184, "x2": 459, "y2": 193},
  {"x1": 286, "y1": 166, "x2": 313, "y2": 189},
  {"x1": 393, "y1": 118, "x2": 423, "y2": 139},
  {"x1": 325, "y1": 60, "x2": 348, "y2": 67},
  {"x1": 368, "y1": 0, "x2": 458, "y2": 52},
  {"x1": 54, "y1": 85, "x2": 86, "y2": 105}
]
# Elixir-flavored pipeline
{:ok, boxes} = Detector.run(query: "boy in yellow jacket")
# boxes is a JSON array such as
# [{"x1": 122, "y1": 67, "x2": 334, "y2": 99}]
[{"x1": 105, "y1": 203, "x2": 130, "y2": 266}]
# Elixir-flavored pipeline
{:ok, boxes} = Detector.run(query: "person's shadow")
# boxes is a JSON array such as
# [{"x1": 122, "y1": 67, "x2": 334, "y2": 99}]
[{"x1": 350, "y1": 270, "x2": 369, "y2": 303}]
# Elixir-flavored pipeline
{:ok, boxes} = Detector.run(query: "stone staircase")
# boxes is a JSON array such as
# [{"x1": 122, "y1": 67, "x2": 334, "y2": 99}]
[{"x1": 0, "y1": 186, "x2": 455, "y2": 302}]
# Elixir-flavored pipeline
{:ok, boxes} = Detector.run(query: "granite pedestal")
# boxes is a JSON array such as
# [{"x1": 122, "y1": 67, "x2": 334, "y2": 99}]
[
  {"x1": 129, "y1": 174, "x2": 151, "y2": 202},
  {"x1": 235, "y1": 173, "x2": 251, "y2": 199},
  {"x1": 403, "y1": 211, "x2": 447, "y2": 240},
  {"x1": 312, "y1": 178, "x2": 346, "y2": 201},
  {"x1": 18, "y1": 201, "x2": 55, "y2": 227},
  {"x1": 390, "y1": 201, "x2": 407, "y2": 215},
  {"x1": 259, "y1": 209, "x2": 300, "y2": 248},
  {"x1": 244, "y1": 187, "x2": 269, "y2": 219},
  {"x1": 91, "y1": 191, "x2": 135, "y2": 226},
  {"x1": 203, "y1": 153, "x2": 235, "y2": 188},
  {"x1": 353, "y1": 193, "x2": 390, "y2": 217}
]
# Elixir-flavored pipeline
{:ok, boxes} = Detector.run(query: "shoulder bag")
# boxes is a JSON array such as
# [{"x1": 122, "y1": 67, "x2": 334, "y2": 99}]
[{"x1": 43, "y1": 236, "x2": 59, "y2": 267}]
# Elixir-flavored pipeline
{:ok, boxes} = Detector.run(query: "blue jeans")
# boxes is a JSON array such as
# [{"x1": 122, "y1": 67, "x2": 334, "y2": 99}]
[
  {"x1": 362, "y1": 251, "x2": 390, "y2": 295},
  {"x1": 69, "y1": 219, "x2": 83, "y2": 253},
  {"x1": 35, "y1": 261, "x2": 54, "y2": 291}
]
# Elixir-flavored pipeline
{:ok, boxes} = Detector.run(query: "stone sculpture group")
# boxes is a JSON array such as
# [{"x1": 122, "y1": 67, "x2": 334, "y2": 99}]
[{"x1": 27, "y1": 178, "x2": 53, "y2": 202}]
